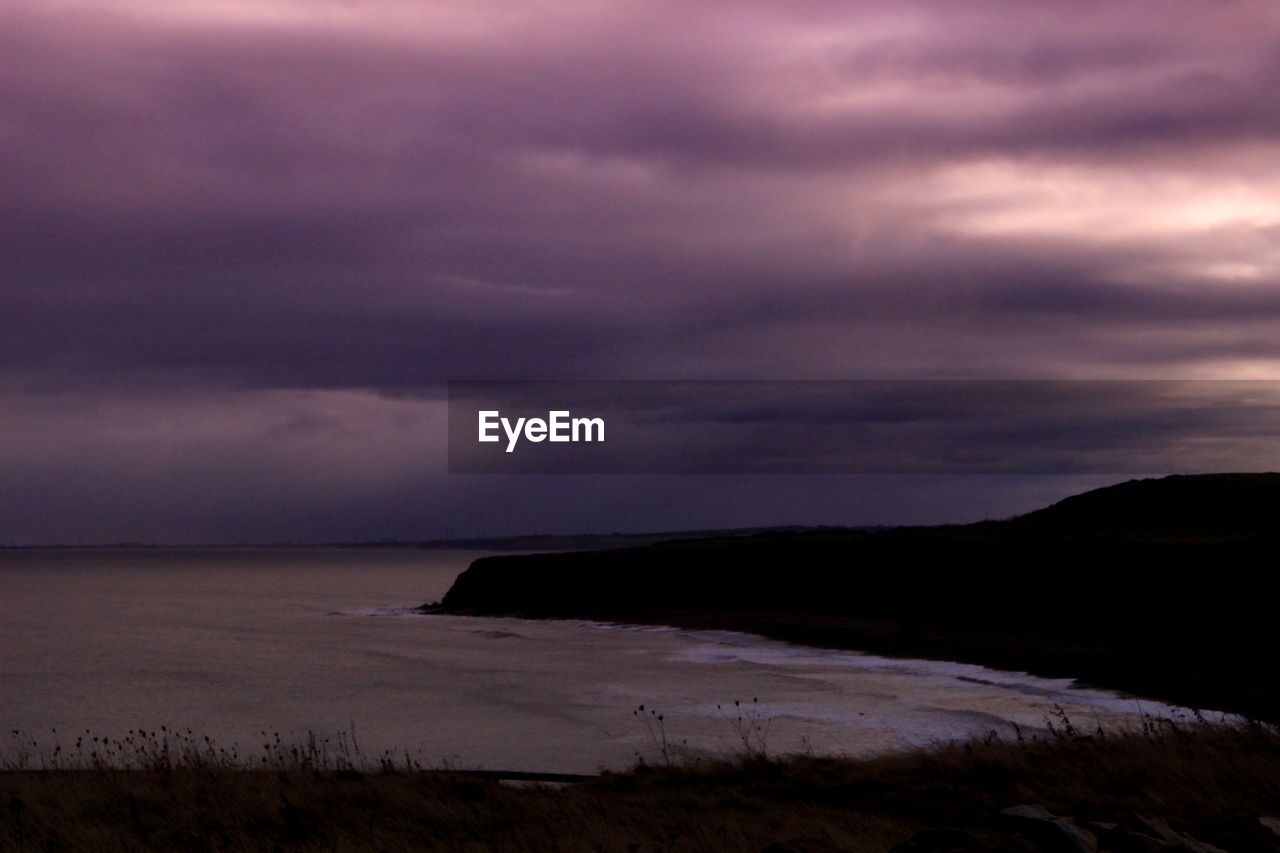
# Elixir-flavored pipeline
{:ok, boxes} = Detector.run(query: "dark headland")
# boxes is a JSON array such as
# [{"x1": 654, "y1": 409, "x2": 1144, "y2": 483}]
[{"x1": 431, "y1": 473, "x2": 1280, "y2": 721}]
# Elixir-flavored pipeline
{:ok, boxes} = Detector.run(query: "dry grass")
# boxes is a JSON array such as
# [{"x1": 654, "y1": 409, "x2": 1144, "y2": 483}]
[{"x1": 3, "y1": 717, "x2": 1279, "y2": 851}]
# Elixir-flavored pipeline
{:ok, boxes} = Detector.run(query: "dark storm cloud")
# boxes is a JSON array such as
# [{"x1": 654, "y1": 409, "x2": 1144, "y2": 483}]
[
  {"x1": 3, "y1": 0, "x2": 1280, "y2": 541},
  {"x1": 5, "y1": 0, "x2": 1280, "y2": 391},
  {"x1": 447, "y1": 380, "x2": 1280, "y2": 475}
]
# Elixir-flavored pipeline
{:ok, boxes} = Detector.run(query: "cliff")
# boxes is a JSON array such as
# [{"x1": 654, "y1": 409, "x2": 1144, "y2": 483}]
[{"x1": 433, "y1": 474, "x2": 1280, "y2": 719}]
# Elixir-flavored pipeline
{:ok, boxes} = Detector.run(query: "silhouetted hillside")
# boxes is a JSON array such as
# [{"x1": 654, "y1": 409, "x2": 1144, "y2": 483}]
[
  {"x1": 1010, "y1": 473, "x2": 1280, "y2": 540},
  {"x1": 432, "y1": 475, "x2": 1280, "y2": 720}
]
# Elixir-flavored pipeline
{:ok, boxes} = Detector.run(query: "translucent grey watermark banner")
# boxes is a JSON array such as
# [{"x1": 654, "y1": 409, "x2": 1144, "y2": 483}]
[{"x1": 447, "y1": 380, "x2": 1280, "y2": 474}]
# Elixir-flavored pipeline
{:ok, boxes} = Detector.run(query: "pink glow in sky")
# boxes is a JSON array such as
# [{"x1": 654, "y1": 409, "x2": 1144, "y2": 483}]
[{"x1": 4, "y1": 1, "x2": 1280, "y2": 541}]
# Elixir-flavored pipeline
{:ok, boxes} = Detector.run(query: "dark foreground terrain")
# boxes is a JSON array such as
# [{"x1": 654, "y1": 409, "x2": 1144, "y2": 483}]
[
  {"x1": 434, "y1": 474, "x2": 1280, "y2": 721},
  {"x1": 3, "y1": 721, "x2": 1278, "y2": 852}
]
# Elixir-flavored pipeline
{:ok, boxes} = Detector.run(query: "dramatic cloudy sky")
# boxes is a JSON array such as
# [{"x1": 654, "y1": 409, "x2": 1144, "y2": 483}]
[{"x1": 4, "y1": 0, "x2": 1280, "y2": 543}]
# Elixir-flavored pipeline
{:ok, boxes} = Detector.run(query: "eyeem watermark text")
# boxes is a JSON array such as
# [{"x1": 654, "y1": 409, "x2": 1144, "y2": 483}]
[{"x1": 478, "y1": 410, "x2": 605, "y2": 453}]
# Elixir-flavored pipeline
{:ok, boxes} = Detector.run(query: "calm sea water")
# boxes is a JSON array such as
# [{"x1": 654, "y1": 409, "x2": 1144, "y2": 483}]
[{"x1": 0, "y1": 548, "x2": 1192, "y2": 773}]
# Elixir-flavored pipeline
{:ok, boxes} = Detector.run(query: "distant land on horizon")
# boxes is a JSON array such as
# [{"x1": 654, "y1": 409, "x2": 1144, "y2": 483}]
[
  {"x1": 0, "y1": 524, "x2": 882, "y2": 552},
  {"x1": 10, "y1": 471, "x2": 1278, "y2": 550}
]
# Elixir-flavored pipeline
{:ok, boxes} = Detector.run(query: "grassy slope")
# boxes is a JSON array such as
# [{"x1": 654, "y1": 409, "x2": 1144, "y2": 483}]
[{"x1": 3, "y1": 722, "x2": 1279, "y2": 852}]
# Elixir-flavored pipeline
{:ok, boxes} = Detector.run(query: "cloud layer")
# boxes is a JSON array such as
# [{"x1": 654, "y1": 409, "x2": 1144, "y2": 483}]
[{"x1": 4, "y1": 1, "x2": 1279, "y2": 540}]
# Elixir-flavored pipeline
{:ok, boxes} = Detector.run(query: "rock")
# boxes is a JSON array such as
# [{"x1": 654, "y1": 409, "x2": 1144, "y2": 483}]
[
  {"x1": 759, "y1": 836, "x2": 846, "y2": 853},
  {"x1": 988, "y1": 804, "x2": 1098, "y2": 853},
  {"x1": 999, "y1": 805, "x2": 1056, "y2": 821},
  {"x1": 890, "y1": 827, "x2": 1033, "y2": 852},
  {"x1": 889, "y1": 828, "x2": 980, "y2": 852},
  {"x1": 1082, "y1": 821, "x2": 1166, "y2": 853},
  {"x1": 1179, "y1": 815, "x2": 1280, "y2": 851},
  {"x1": 1262, "y1": 816, "x2": 1280, "y2": 837},
  {"x1": 1136, "y1": 816, "x2": 1229, "y2": 853}
]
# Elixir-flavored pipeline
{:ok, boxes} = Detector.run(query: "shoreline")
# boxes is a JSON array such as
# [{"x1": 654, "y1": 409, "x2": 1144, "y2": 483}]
[
  {"x1": 432, "y1": 477, "x2": 1280, "y2": 727},
  {"x1": 427, "y1": 604, "x2": 1249, "y2": 721}
]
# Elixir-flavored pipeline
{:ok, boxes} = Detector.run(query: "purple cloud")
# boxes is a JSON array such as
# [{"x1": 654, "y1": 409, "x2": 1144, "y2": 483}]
[{"x1": 3, "y1": 0, "x2": 1279, "y2": 540}]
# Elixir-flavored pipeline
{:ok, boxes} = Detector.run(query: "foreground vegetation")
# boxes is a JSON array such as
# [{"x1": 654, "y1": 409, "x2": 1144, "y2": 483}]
[{"x1": 4, "y1": 716, "x2": 1279, "y2": 852}]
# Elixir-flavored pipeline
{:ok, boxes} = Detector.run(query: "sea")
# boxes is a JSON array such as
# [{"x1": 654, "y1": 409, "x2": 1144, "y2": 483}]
[{"x1": 0, "y1": 548, "x2": 1199, "y2": 774}]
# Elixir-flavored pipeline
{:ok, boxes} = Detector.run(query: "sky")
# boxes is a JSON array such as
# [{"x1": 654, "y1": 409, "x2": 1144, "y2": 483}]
[{"x1": 4, "y1": 0, "x2": 1280, "y2": 544}]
